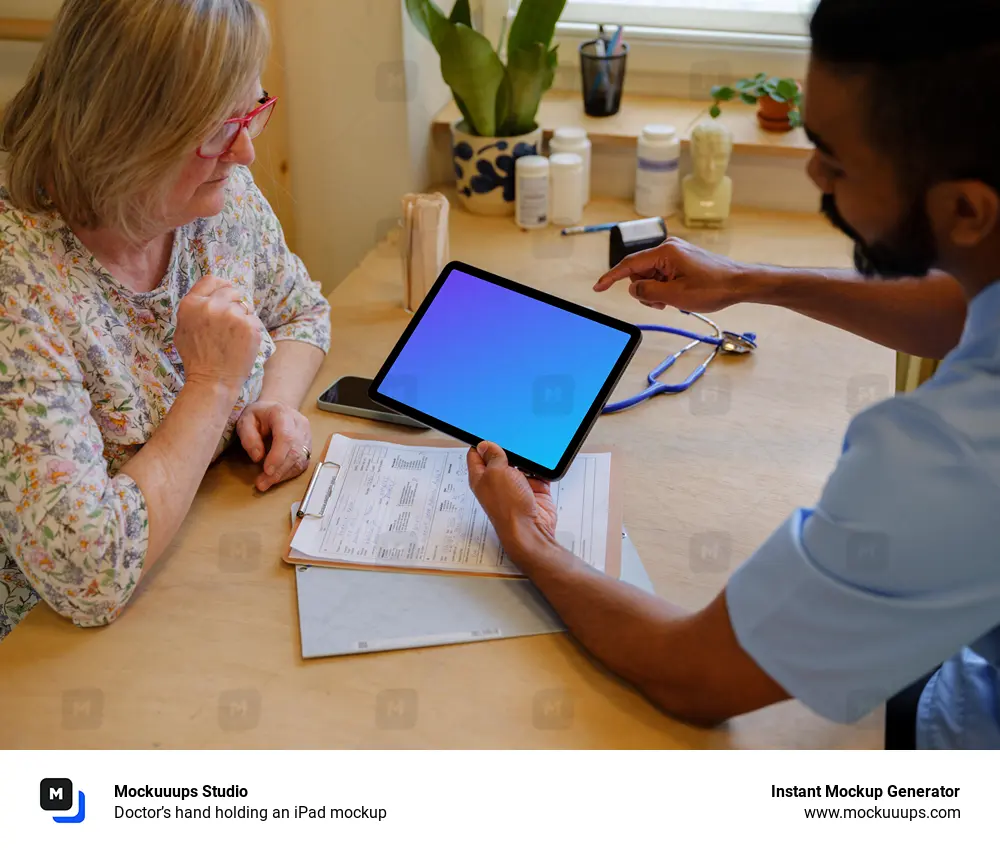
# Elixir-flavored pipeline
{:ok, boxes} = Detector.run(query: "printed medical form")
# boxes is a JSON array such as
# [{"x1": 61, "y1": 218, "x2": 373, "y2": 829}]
[{"x1": 290, "y1": 436, "x2": 611, "y2": 576}]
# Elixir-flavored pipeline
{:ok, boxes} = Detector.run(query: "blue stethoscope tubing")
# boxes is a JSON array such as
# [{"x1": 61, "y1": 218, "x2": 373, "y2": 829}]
[{"x1": 602, "y1": 311, "x2": 758, "y2": 414}]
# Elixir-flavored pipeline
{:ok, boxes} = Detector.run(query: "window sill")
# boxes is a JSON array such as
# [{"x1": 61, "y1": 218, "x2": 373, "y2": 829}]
[
  {"x1": 431, "y1": 90, "x2": 812, "y2": 160},
  {"x1": 555, "y1": 21, "x2": 810, "y2": 53}
]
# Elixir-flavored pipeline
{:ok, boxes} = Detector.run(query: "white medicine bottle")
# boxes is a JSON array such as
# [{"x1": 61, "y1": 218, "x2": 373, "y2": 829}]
[
  {"x1": 515, "y1": 155, "x2": 550, "y2": 229},
  {"x1": 549, "y1": 153, "x2": 585, "y2": 227},
  {"x1": 549, "y1": 128, "x2": 592, "y2": 206},
  {"x1": 635, "y1": 124, "x2": 681, "y2": 218}
]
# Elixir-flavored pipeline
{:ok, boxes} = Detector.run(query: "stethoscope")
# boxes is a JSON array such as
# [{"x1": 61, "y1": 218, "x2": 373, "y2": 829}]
[{"x1": 603, "y1": 311, "x2": 758, "y2": 414}]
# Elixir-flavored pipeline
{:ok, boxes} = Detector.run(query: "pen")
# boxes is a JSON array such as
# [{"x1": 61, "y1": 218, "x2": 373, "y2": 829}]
[
  {"x1": 604, "y1": 26, "x2": 623, "y2": 112},
  {"x1": 588, "y1": 34, "x2": 608, "y2": 100},
  {"x1": 561, "y1": 222, "x2": 619, "y2": 236},
  {"x1": 561, "y1": 216, "x2": 665, "y2": 236},
  {"x1": 607, "y1": 25, "x2": 623, "y2": 56}
]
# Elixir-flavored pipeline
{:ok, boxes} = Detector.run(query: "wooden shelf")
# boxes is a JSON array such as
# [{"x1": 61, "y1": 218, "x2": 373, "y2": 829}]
[
  {"x1": 433, "y1": 90, "x2": 812, "y2": 159},
  {"x1": 0, "y1": 17, "x2": 52, "y2": 42}
]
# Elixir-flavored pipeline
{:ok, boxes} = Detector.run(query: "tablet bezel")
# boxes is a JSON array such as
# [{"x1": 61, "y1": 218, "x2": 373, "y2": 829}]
[{"x1": 369, "y1": 261, "x2": 641, "y2": 480}]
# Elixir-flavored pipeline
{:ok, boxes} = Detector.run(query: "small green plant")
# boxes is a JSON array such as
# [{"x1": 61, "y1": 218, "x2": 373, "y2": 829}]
[
  {"x1": 406, "y1": 0, "x2": 567, "y2": 138},
  {"x1": 710, "y1": 73, "x2": 802, "y2": 127}
]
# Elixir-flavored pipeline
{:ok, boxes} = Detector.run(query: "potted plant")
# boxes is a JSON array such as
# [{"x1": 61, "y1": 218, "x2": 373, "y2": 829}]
[
  {"x1": 406, "y1": 0, "x2": 566, "y2": 215},
  {"x1": 710, "y1": 73, "x2": 803, "y2": 133}
]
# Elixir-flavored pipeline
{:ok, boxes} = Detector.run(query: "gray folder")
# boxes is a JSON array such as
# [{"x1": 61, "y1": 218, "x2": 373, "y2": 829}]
[{"x1": 294, "y1": 528, "x2": 654, "y2": 659}]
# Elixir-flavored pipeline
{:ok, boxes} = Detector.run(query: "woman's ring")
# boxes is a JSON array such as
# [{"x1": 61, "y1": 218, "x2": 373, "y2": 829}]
[{"x1": 302, "y1": 446, "x2": 311, "y2": 461}]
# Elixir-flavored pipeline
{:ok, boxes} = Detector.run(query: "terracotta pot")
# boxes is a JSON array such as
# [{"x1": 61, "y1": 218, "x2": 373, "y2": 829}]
[
  {"x1": 757, "y1": 87, "x2": 800, "y2": 133},
  {"x1": 451, "y1": 122, "x2": 543, "y2": 216}
]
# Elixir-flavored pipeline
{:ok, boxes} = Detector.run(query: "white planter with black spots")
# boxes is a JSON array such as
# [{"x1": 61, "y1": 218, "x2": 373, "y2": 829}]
[{"x1": 452, "y1": 122, "x2": 543, "y2": 217}]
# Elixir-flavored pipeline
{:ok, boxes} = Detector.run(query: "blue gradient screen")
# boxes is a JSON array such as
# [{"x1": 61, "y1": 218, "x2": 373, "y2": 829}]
[{"x1": 377, "y1": 269, "x2": 633, "y2": 469}]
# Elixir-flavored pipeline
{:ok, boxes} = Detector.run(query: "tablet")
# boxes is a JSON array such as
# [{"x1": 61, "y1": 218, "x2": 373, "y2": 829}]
[{"x1": 370, "y1": 261, "x2": 641, "y2": 480}]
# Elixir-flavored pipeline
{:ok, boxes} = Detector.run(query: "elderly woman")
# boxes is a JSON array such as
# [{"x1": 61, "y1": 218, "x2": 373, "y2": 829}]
[{"x1": 0, "y1": 0, "x2": 330, "y2": 638}]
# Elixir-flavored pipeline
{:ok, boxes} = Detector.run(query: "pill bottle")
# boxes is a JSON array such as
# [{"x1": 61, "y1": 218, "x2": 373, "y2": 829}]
[
  {"x1": 549, "y1": 153, "x2": 585, "y2": 227},
  {"x1": 515, "y1": 155, "x2": 550, "y2": 229},
  {"x1": 549, "y1": 127, "x2": 592, "y2": 206},
  {"x1": 635, "y1": 124, "x2": 681, "y2": 218}
]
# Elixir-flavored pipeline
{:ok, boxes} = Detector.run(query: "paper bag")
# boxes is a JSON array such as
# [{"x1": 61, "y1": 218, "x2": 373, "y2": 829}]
[{"x1": 401, "y1": 192, "x2": 450, "y2": 313}]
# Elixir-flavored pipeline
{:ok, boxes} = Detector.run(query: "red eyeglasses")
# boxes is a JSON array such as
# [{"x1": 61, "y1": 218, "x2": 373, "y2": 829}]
[{"x1": 197, "y1": 92, "x2": 278, "y2": 159}]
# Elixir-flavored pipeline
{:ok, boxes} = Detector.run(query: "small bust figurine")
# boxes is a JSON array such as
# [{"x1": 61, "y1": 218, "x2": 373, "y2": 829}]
[{"x1": 683, "y1": 119, "x2": 734, "y2": 228}]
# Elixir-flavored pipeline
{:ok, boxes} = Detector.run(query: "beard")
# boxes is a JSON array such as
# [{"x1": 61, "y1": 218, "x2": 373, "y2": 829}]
[{"x1": 821, "y1": 194, "x2": 938, "y2": 279}]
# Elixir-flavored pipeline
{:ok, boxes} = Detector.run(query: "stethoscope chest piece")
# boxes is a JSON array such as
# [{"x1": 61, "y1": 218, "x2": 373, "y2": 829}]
[{"x1": 720, "y1": 331, "x2": 757, "y2": 355}]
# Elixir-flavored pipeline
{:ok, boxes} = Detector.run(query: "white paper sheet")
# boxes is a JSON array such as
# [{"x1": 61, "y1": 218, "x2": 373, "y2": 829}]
[{"x1": 290, "y1": 436, "x2": 612, "y2": 576}]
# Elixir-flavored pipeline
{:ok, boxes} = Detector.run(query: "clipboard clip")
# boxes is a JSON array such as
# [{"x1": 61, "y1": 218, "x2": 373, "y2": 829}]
[{"x1": 296, "y1": 461, "x2": 341, "y2": 519}]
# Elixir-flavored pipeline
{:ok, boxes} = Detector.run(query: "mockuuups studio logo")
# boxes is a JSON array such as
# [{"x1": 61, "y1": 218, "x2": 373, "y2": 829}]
[
  {"x1": 40, "y1": 778, "x2": 86, "y2": 823},
  {"x1": 532, "y1": 375, "x2": 575, "y2": 417}
]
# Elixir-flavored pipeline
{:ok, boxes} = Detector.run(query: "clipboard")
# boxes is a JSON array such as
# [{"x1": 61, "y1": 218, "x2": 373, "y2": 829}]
[
  {"x1": 284, "y1": 431, "x2": 624, "y2": 580},
  {"x1": 292, "y1": 528, "x2": 652, "y2": 659}
]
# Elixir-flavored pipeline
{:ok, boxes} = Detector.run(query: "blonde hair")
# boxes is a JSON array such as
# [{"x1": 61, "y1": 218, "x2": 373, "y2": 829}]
[{"x1": 0, "y1": 0, "x2": 269, "y2": 242}]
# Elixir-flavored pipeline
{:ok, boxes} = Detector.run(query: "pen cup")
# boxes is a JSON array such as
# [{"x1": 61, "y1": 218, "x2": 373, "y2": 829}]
[{"x1": 580, "y1": 39, "x2": 629, "y2": 118}]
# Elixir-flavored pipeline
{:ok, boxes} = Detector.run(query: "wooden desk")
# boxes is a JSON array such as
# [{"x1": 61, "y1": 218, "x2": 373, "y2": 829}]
[{"x1": 0, "y1": 198, "x2": 890, "y2": 749}]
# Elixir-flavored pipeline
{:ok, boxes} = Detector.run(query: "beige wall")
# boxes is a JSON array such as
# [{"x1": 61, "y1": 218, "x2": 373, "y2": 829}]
[
  {"x1": 0, "y1": 0, "x2": 59, "y2": 123},
  {"x1": 253, "y1": 0, "x2": 296, "y2": 251},
  {"x1": 0, "y1": 41, "x2": 39, "y2": 127},
  {"x1": 276, "y1": 0, "x2": 449, "y2": 292}
]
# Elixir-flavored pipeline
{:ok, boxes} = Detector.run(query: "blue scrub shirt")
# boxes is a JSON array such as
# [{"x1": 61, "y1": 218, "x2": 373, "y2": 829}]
[{"x1": 727, "y1": 280, "x2": 1000, "y2": 749}]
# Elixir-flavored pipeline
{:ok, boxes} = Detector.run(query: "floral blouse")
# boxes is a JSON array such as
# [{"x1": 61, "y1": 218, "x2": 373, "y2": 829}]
[{"x1": 0, "y1": 166, "x2": 330, "y2": 639}]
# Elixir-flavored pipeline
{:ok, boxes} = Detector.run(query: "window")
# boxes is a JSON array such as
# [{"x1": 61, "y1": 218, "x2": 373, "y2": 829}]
[
  {"x1": 479, "y1": 0, "x2": 811, "y2": 95},
  {"x1": 562, "y1": 0, "x2": 816, "y2": 37}
]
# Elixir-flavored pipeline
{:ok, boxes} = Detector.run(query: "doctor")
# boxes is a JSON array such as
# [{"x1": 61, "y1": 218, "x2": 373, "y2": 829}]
[{"x1": 467, "y1": 0, "x2": 1000, "y2": 749}]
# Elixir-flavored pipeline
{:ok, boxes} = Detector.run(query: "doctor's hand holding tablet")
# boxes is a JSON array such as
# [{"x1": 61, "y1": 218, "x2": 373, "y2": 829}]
[
  {"x1": 361, "y1": 261, "x2": 641, "y2": 572},
  {"x1": 466, "y1": 441, "x2": 560, "y2": 569}
]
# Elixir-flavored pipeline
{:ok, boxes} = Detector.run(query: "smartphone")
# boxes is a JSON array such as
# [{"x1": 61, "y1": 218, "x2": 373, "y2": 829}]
[{"x1": 317, "y1": 376, "x2": 430, "y2": 429}]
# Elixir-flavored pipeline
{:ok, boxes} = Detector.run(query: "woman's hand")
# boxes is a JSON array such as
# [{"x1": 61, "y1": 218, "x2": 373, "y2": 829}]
[
  {"x1": 594, "y1": 237, "x2": 753, "y2": 313},
  {"x1": 176, "y1": 275, "x2": 261, "y2": 392},
  {"x1": 236, "y1": 400, "x2": 313, "y2": 492},
  {"x1": 467, "y1": 442, "x2": 558, "y2": 566}
]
